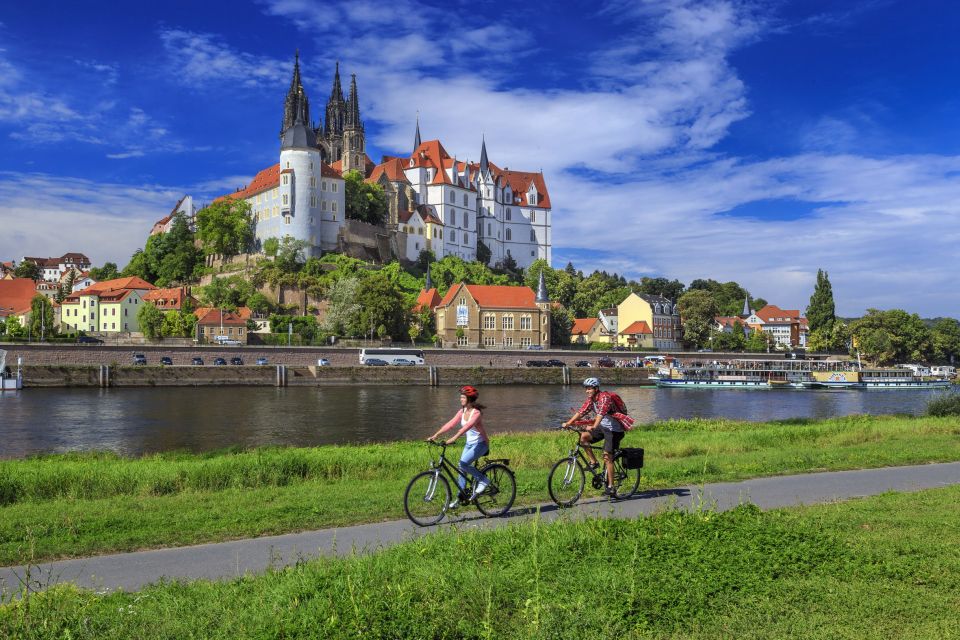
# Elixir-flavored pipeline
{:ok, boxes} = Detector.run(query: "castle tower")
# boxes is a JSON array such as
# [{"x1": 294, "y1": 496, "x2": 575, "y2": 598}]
[
  {"x1": 535, "y1": 270, "x2": 552, "y2": 346},
  {"x1": 281, "y1": 51, "x2": 310, "y2": 140},
  {"x1": 321, "y1": 62, "x2": 346, "y2": 164},
  {"x1": 280, "y1": 80, "x2": 322, "y2": 256},
  {"x1": 342, "y1": 73, "x2": 366, "y2": 174}
]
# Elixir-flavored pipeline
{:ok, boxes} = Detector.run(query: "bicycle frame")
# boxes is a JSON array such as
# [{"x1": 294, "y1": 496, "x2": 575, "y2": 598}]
[{"x1": 426, "y1": 442, "x2": 483, "y2": 497}]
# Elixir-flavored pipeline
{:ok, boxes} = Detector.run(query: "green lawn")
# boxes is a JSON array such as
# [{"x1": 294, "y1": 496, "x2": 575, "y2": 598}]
[
  {"x1": 1, "y1": 414, "x2": 959, "y2": 565},
  {"x1": 2, "y1": 485, "x2": 958, "y2": 639}
]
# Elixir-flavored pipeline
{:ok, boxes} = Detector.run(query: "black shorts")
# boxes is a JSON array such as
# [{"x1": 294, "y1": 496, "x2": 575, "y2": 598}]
[{"x1": 587, "y1": 426, "x2": 624, "y2": 454}]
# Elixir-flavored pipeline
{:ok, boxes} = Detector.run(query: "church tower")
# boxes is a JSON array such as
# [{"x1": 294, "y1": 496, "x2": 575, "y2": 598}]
[
  {"x1": 342, "y1": 73, "x2": 366, "y2": 174},
  {"x1": 535, "y1": 270, "x2": 552, "y2": 346},
  {"x1": 280, "y1": 63, "x2": 322, "y2": 256},
  {"x1": 321, "y1": 62, "x2": 346, "y2": 164},
  {"x1": 281, "y1": 51, "x2": 310, "y2": 140}
]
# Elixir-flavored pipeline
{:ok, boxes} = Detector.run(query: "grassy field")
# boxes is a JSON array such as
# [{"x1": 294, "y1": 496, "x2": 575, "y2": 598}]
[
  {"x1": 1, "y1": 414, "x2": 959, "y2": 565},
  {"x1": 2, "y1": 485, "x2": 958, "y2": 639}
]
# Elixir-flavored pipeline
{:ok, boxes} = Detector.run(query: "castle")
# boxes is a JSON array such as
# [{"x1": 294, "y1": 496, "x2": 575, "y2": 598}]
[{"x1": 210, "y1": 53, "x2": 552, "y2": 268}]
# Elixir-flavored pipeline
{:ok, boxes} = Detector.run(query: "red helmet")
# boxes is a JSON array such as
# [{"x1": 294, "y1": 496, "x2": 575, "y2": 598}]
[{"x1": 459, "y1": 385, "x2": 479, "y2": 400}]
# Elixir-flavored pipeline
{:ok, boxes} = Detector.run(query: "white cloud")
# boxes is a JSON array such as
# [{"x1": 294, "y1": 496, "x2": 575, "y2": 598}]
[{"x1": 159, "y1": 28, "x2": 289, "y2": 89}]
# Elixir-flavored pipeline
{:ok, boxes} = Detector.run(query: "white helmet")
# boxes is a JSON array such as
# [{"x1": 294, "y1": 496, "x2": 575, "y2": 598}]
[{"x1": 582, "y1": 377, "x2": 600, "y2": 388}]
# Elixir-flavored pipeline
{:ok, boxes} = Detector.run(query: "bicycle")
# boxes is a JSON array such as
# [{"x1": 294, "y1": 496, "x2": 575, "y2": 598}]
[
  {"x1": 403, "y1": 440, "x2": 517, "y2": 526},
  {"x1": 547, "y1": 421, "x2": 643, "y2": 507}
]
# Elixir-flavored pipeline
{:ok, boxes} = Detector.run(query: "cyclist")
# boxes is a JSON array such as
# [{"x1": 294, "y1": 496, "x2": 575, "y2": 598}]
[
  {"x1": 561, "y1": 377, "x2": 626, "y2": 497},
  {"x1": 428, "y1": 385, "x2": 491, "y2": 508}
]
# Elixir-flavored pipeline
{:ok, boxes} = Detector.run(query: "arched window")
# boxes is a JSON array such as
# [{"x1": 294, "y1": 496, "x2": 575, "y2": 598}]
[
  {"x1": 505, "y1": 229, "x2": 512, "y2": 241},
  {"x1": 530, "y1": 229, "x2": 536, "y2": 242}
]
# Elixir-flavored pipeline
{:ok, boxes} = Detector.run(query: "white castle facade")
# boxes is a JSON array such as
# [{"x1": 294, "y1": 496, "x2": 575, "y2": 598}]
[{"x1": 210, "y1": 53, "x2": 551, "y2": 268}]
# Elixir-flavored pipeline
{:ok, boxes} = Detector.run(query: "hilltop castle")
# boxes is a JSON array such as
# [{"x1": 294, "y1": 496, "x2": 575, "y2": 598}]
[{"x1": 211, "y1": 53, "x2": 552, "y2": 268}]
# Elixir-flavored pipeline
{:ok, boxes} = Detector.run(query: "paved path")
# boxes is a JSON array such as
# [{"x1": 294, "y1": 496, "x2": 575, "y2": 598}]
[{"x1": 3, "y1": 462, "x2": 959, "y2": 596}]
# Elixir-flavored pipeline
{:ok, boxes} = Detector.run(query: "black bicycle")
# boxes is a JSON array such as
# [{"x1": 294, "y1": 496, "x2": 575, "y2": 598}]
[
  {"x1": 548, "y1": 422, "x2": 643, "y2": 507},
  {"x1": 403, "y1": 440, "x2": 517, "y2": 526}
]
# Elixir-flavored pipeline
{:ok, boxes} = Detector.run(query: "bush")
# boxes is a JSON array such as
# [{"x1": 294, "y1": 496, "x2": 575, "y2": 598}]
[{"x1": 926, "y1": 393, "x2": 960, "y2": 417}]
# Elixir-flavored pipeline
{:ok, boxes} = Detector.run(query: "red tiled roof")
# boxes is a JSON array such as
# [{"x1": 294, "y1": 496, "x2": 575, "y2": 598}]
[
  {"x1": 409, "y1": 140, "x2": 453, "y2": 185},
  {"x1": 0, "y1": 278, "x2": 39, "y2": 315},
  {"x1": 754, "y1": 305, "x2": 801, "y2": 323},
  {"x1": 66, "y1": 276, "x2": 155, "y2": 302},
  {"x1": 215, "y1": 164, "x2": 281, "y2": 203},
  {"x1": 194, "y1": 307, "x2": 247, "y2": 326},
  {"x1": 97, "y1": 289, "x2": 135, "y2": 302},
  {"x1": 571, "y1": 318, "x2": 598, "y2": 336},
  {"x1": 438, "y1": 283, "x2": 537, "y2": 310},
  {"x1": 142, "y1": 287, "x2": 195, "y2": 310},
  {"x1": 714, "y1": 316, "x2": 743, "y2": 328},
  {"x1": 498, "y1": 169, "x2": 551, "y2": 209},
  {"x1": 414, "y1": 288, "x2": 441, "y2": 313},
  {"x1": 320, "y1": 162, "x2": 342, "y2": 179},
  {"x1": 620, "y1": 320, "x2": 653, "y2": 335},
  {"x1": 417, "y1": 204, "x2": 443, "y2": 225},
  {"x1": 368, "y1": 157, "x2": 411, "y2": 184}
]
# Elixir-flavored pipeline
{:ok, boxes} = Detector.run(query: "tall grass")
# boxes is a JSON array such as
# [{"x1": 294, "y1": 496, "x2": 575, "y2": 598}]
[
  {"x1": 927, "y1": 391, "x2": 960, "y2": 417},
  {"x1": 3, "y1": 486, "x2": 960, "y2": 639}
]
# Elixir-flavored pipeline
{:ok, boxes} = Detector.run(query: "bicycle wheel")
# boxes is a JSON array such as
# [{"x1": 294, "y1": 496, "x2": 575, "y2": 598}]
[
  {"x1": 475, "y1": 463, "x2": 516, "y2": 517},
  {"x1": 611, "y1": 453, "x2": 641, "y2": 499},
  {"x1": 548, "y1": 457, "x2": 585, "y2": 507},
  {"x1": 404, "y1": 470, "x2": 452, "y2": 526}
]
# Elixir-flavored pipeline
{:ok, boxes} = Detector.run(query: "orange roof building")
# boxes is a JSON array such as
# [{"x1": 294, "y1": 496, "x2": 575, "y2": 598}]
[
  {"x1": 0, "y1": 278, "x2": 40, "y2": 318},
  {"x1": 60, "y1": 277, "x2": 156, "y2": 334},
  {"x1": 433, "y1": 282, "x2": 551, "y2": 349}
]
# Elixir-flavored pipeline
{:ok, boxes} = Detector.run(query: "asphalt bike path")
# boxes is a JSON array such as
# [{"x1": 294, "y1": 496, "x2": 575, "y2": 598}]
[{"x1": 3, "y1": 462, "x2": 959, "y2": 595}]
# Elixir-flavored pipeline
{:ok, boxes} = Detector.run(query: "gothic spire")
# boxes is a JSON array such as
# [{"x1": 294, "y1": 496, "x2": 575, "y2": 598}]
[
  {"x1": 345, "y1": 73, "x2": 361, "y2": 129},
  {"x1": 413, "y1": 114, "x2": 422, "y2": 153},
  {"x1": 281, "y1": 50, "x2": 310, "y2": 138},
  {"x1": 330, "y1": 61, "x2": 344, "y2": 101},
  {"x1": 742, "y1": 294, "x2": 751, "y2": 317},
  {"x1": 536, "y1": 270, "x2": 549, "y2": 303},
  {"x1": 479, "y1": 135, "x2": 489, "y2": 176}
]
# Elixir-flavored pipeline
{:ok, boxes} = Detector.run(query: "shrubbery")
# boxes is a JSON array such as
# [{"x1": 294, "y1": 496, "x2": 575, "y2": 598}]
[{"x1": 926, "y1": 392, "x2": 960, "y2": 417}]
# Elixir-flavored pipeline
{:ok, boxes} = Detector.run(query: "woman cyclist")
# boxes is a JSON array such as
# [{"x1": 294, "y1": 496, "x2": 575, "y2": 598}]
[
  {"x1": 428, "y1": 386, "x2": 491, "y2": 508},
  {"x1": 561, "y1": 377, "x2": 625, "y2": 497}
]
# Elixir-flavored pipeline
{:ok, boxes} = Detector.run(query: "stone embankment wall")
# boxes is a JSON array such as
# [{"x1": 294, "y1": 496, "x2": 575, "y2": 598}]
[{"x1": 19, "y1": 364, "x2": 651, "y2": 388}]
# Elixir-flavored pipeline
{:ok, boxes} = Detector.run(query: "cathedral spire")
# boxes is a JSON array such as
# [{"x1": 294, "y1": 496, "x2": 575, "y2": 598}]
[
  {"x1": 330, "y1": 61, "x2": 344, "y2": 101},
  {"x1": 479, "y1": 135, "x2": 489, "y2": 176},
  {"x1": 281, "y1": 50, "x2": 310, "y2": 139},
  {"x1": 536, "y1": 270, "x2": 549, "y2": 303},
  {"x1": 742, "y1": 294, "x2": 751, "y2": 317},
  {"x1": 345, "y1": 73, "x2": 362, "y2": 129},
  {"x1": 413, "y1": 114, "x2": 422, "y2": 153}
]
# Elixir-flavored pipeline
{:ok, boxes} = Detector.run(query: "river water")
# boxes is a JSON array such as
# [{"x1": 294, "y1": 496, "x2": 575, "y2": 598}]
[{"x1": 0, "y1": 385, "x2": 953, "y2": 459}]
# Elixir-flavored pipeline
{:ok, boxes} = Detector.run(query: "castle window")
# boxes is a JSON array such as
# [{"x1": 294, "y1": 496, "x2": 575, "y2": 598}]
[
  {"x1": 505, "y1": 208, "x2": 511, "y2": 220},
  {"x1": 484, "y1": 336, "x2": 497, "y2": 346},
  {"x1": 483, "y1": 314, "x2": 496, "y2": 329},
  {"x1": 322, "y1": 181, "x2": 327, "y2": 191},
  {"x1": 282, "y1": 175, "x2": 289, "y2": 185},
  {"x1": 448, "y1": 191, "x2": 454, "y2": 203},
  {"x1": 450, "y1": 210, "x2": 456, "y2": 225},
  {"x1": 310, "y1": 176, "x2": 316, "y2": 187},
  {"x1": 332, "y1": 183, "x2": 337, "y2": 192},
  {"x1": 321, "y1": 201, "x2": 327, "y2": 211},
  {"x1": 505, "y1": 229, "x2": 512, "y2": 241},
  {"x1": 310, "y1": 196, "x2": 317, "y2": 207},
  {"x1": 284, "y1": 215, "x2": 291, "y2": 225},
  {"x1": 332, "y1": 202, "x2": 337, "y2": 212},
  {"x1": 463, "y1": 194, "x2": 468, "y2": 206},
  {"x1": 450, "y1": 230, "x2": 456, "y2": 243},
  {"x1": 310, "y1": 162, "x2": 313, "y2": 170},
  {"x1": 531, "y1": 211, "x2": 536, "y2": 223},
  {"x1": 502, "y1": 315, "x2": 514, "y2": 330},
  {"x1": 530, "y1": 229, "x2": 536, "y2": 242},
  {"x1": 286, "y1": 162, "x2": 290, "y2": 168},
  {"x1": 457, "y1": 335, "x2": 468, "y2": 346},
  {"x1": 282, "y1": 194, "x2": 289, "y2": 205}
]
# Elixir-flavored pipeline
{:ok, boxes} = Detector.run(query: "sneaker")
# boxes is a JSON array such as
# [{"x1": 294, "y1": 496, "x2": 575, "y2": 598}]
[
  {"x1": 603, "y1": 486, "x2": 616, "y2": 498},
  {"x1": 586, "y1": 462, "x2": 600, "y2": 473},
  {"x1": 448, "y1": 498, "x2": 461, "y2": 509},
  {"x1": 473, "y1": 481, "x2": 489, "y2": 496}
]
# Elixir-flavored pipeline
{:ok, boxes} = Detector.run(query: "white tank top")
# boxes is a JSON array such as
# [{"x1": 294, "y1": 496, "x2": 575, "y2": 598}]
[{"x1": 462, "y1": 408, "x2": 482, "y2": 445}]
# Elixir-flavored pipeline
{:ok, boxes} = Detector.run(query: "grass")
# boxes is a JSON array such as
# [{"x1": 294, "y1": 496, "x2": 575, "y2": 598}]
[
  {"x1": 2, "y1": 486, "x2": 959, "y2": 639},
  {"x1": 1, "y1": 414, "x2": 959, "y2": 565}
]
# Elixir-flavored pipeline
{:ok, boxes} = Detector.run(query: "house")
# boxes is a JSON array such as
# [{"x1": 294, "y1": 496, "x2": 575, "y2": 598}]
[
  {"x1": 194, "y1": 307, "x2": 249, "y2": 343},
  {"x1": 22, "y1": 253, "x2": 92, "y2": 283},
  {"x1": 616, "y1": 293, "x2": 682, "y2": 350},
  {"x1": 60, "y1": 276, "x2": 157, "y2": 334},
  {"x1": 142, "y1": 287, "x2": 198, "y2": 312},
  {"x1": 0, "y1": 278, "x2": 40, "y2": 328},
  {"x1": 0, "y1": 261, "x2": 15, "y2": 279},
  {"x1": 597, "y1": 307, "x2": 619, "y2": 344},
  {"x1": 714, "y1": 316, "x2": 748, "y2": 335},
  {"x1": 744, "y1": 304, "x2": 806, "y2": 348},
  {"x1": 571, "y1": 317, "x2": 606, "y2": 344},
  {"x1": 433, "y1": 274, "x2": 552, "y2": 348},
  {"x1": 619, "y1": 320, "x2": 654, "y2": 348}
]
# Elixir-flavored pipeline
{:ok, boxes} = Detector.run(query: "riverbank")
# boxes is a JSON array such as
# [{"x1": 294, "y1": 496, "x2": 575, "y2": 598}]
[
  {"x1": 16, "y1": 364, "x2": 652, "y2": 387},
  {"x1": 3, "y1": 485, "x2": 959, "y2": 638},
  {"x1": 2, "y1": 413, "x2": 958, "y2": 565}
]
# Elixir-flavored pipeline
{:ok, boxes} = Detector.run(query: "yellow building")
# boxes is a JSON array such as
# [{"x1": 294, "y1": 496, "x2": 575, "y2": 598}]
[
  {"x1": 434, "y1": 280, "x2": 551, "y2": 348},
  {"x1": 616, "y1": 292, "x2": 682, "y2": 350},
  {"x1": 60, "y1": 276, "x2": 156, "y2": 334}
]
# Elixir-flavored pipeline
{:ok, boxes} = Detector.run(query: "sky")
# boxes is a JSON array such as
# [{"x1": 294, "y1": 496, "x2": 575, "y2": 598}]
[{"x1": 1, "y1": 0, "x2": 958, "y2": 317}]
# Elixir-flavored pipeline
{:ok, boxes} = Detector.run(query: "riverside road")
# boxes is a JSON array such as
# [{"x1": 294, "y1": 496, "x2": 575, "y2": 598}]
[{"x1": 3, "y1": 462, "x2": 959, "y2": 595}]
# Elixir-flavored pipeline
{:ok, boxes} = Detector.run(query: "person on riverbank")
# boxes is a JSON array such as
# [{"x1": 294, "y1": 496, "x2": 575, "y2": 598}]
[
  {"x1": 561, "y1": 377, "x2": 634, "y2": 497},
  {"x1": 428, "y1": 385, "x2": 491, "y2": 508}
]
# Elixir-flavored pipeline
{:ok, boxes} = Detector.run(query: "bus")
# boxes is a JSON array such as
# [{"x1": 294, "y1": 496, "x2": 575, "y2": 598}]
[{"x1": 359, "y1": 348, "x2": 426, "y2": 365}]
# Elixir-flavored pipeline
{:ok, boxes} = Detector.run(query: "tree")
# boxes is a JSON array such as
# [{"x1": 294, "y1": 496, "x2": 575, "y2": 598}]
[
  {"x1": 13, "y1": 262, "x2": 41, "y2": 281},
  {"x1": 677, "y1": 290, "x2": 720, "y2": 349},
  {"x1": 745, "y1": 329, "x2": 770, "y2": 353},
  {"x1": 5, "y1": 316, "x2": 24, "y2": 339},
  {"x1": 195, "y1": 199, "x2": 254, "y2": 257},
  {"x1": 161, "y1": 310, "x2": 196, "y2": 338},
  {"x1": 849, "y1": 309, "x2": 931, "y2": 365},
  {"x1": 262, "y1": 237, "x2": 280, "y2": 257},
  {"x1": 274, "y1": 237, "x2": 308, "y2": 273},
  {"x1": 476, "y1": 240, "x2": 491, "y2": 266},
  {"x1": 343, "y1": 170, "x2": 387, "y2": 225},
  {"x1": 551, "y1": 306, "x2": 574, "y2": 346},
  {"x1": 354, "y1": 273, "x2": 408, "y2": 339},
  {"x1": 806, "y1": 269, "x2": 836, "y2": 334},
  {"x1": 322, "y1": 276, "x2": 363, "y2": 336},
  {"x1": 29, "y1": 295, "x2": 55, "y2": 340},
  {"x1": 58, "y1": 269, "x2": 77, "y2": 303},
  {"x1": 246, "y1": 292, "x2": 274, "y2": 316},
  {"x1": 137, "y1": 302, "x2": 165, "y2": 339},
  {"x1": 688, "y1": 279, "x2": 753, "y2": 316},
  {"x1": 930, "y1": 318, "x2": 960, "y2": 364},
  {"x1": 408, "y1": 324, "x2": 421, "y2": 345},
  {"x1": 639, "y1": 277, "x2": 685, "y2": 301},
  {"x1": 416, "y1": 249, "x2": 436, "y2": 273},
  {"x1": 199, "y1": 275, "x2": 254, "y2": 310},
  {"x1": 88, "y1": 262, "x2": 120, "y2": 281}
]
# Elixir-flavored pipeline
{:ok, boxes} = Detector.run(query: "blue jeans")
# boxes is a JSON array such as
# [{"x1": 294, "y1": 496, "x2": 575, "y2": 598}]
[{"x1": 457, "y1": 440, "x2": 490, "y2": 493}]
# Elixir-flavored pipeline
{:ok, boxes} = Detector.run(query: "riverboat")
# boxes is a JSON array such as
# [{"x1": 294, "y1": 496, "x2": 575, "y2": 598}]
[
  {"x1": 656, "y1": 358, "x2": 951, "y2": 390},
  {"x1": 0, "y1": 350, "x2": 23, "y2": 391}
]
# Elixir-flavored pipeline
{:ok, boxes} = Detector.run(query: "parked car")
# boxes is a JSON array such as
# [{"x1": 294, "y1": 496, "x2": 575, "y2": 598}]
[
  {"x1": 317, "y1": 358, "x2": 330, "y2": 367},
  {"x1": 364, "y1": 358, "x2": 388, "y2": 366},
  {"x1": 612, "y1": 345, "x2": 629, "y2": 352},
  {"x1": 526, "y1": 345, "x2": 544, "y2": 350},
  {"x1": 132, "y1": 354, "x2": 147, "y2": 365},
  {"x1": 392, "y1": 358, "x2": 416, "y2": 366},
  {"x1": 256, "y1": 357, "x2": 269, "y2": 366},
  {"x1": 213, "y1": 335, "x2": 242, "y2": 345},
  {"x1": 597, "y1": 357, "x2": 615, "y2": 368},
  {"x1": 160, "y1": 356, "x2": 173, "y2": 366},
  {"x1": 526, "y1": 360, "x2": 547, "y2": 367},
  {"x1": 76, "y1": 335, "x2": 103, "y2": 344},
  {"x1": 545, "y1": 359, "x2": 566, "y2": 367},
  {"x1": 191, "y1": 357, "x2": 204, "y2": 366},
  {"x1": 574, "y1": 360, "x2": 591, "y2": 367},
  {"x1": 230, "y1": 357, "x2": 243, "y2": 366},
  {"x1": 213, "y1": 357, "x2": 227, "y2": 366}
]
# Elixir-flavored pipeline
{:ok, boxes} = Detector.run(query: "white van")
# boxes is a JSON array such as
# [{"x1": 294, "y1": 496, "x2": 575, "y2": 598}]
[{"x1": 213, "y1": 335, "x2": 242, "y2": 345}]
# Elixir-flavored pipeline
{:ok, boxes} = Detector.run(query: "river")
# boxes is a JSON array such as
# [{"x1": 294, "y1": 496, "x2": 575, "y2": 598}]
[{"x1": 0, "y1": 385, "x2": 953, "y2": 459}]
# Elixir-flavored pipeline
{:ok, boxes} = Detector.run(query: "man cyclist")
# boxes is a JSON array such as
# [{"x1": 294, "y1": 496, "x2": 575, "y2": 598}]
[{"x1": 561, "y1": 377, "x2": 626, "y2": 497}]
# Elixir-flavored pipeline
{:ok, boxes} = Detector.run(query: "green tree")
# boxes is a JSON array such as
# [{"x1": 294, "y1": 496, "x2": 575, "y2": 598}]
[
  {"x1": 745, "y1": 329, "x2": 770, "y2": 353},
  {"x1": 323, "y1": 276, "x2": 363, "y2": 336},
  {"x1": 5, "y1": 316, "x2": 24, "y2": 339},
  {"x1": 677, "y1": 290, "x2": 720, "y2": 349},
  {"x1": 688, "y1": 279, "x2": 753, "y2": 316},
  {"x1": 161, "y1": 310, "x2": 195, "y2": 338},
  {"x1": 806, "y1": 269, "x2": 836, "y2": 334},
  {"x1": 246, "y1": 292, "x2": 274, "y2": 316},
  {"x1": 354, "y1": 273, "x2": 408, "y2": 339},
  {"x1": 28, "y1": 295, "x2": 55, "y2": 340},
  {"x1": 274, "y1": 237, "x2": 308, "y2": 273},
  {"x1": 830, "y1": 320, "x2": 850, "y2": 353},
  {"x1": 639, "y1": 277, "x2": 685, "y2": 301},
  {"x1": 262, "y1": 237, "x2": 280, "y2": 257},
  {"x1": 930, "y1": 318, "x2": 960, "y2": 364},
  {"x1": 199, "y1": 276, "x2": 254, "y2": 310},
  {"x1": 476, "y1": 241, "x2": 491, "y2": 266},
  {"x1": 13, "y1": 261, "x2": 41, "y2": 281},
  {"x1": 849, "y1": 309, "x2": 932, "y2": 365},
  {"x1": 408, "y1": 324, "x2": 421, "y2": 345},
  {"x1": 551, "y1": 306, "x2": 574, "y2": 346},
  {"x1": 195, "y1": 199, "x2": 254, "y2": 256},
  {"x1": 88, "y1": 262, "x2": 120, "y2": 281},
  {"x1": 343, "y1": 170, "x2": 388, "y2": 225},
  {"x1": 137, "y1": 302, "x2": 165, "y2": 339},
  {"x1": 711, "y1": 322, "x2": 746, "y2": 351}
]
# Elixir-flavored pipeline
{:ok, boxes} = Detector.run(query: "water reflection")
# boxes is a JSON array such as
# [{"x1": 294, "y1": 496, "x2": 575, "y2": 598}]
[{"x1": 0, "y1": 385, "x2": 952, "y2": 459}]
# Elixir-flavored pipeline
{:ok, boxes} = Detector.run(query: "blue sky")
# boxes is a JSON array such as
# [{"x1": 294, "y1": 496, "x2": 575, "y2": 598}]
[{"x1": 1, "y1": 0, "x2": 959, "y2": 317}]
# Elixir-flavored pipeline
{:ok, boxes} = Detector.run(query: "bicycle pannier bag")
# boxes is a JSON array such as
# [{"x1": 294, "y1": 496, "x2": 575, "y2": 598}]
[{"x1": 621, "y1": 447, "x2": 644, "y2": 469}]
